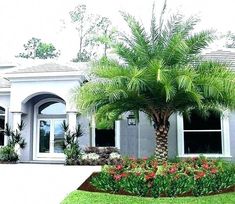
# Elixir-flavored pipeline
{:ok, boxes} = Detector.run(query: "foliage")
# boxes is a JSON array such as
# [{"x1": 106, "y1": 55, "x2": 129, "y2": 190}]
[
  {"x1": 79, "y1": 147, "x2": 122, "y2": 165},
  {"x1": 17, "y1": 37, "x2": 60, "y2": 59},
  {"x1": 4, "y1": 121, "x2": 26, "y2": 149},
  {"x1": 62, "y1": 121, "x2": 83, "y2": 165},
  {"x1": 91, "y1": 156, "x2": 235, "y2": 197},
  {"x1": 70, "y1": 5, "x2": 114, "y2": 62},
  {"x1": 75, "y1": 3, "x2": 235, "y2": 161},
  {"x1": 0, "y1": 145, "x2": 18, "y2": 162},
  {"x1": 62, "y1": 190, "x2": 235, "y2": 204}
]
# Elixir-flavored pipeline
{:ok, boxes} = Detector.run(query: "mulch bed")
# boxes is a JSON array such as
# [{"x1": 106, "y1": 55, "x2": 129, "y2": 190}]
[{"x1": 78, "y1": 172, "x2": 235, "y2": 197}]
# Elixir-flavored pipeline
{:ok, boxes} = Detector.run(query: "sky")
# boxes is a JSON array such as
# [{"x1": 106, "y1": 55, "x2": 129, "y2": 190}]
[{"x1": 0, "y1": 0, "x2": 235, "y2": 62}]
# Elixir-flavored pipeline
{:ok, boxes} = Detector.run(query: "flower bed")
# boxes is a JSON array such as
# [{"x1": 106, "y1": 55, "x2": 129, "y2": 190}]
[{"x1": 91, "y1": 156, "x2": 235, "y2": 197}]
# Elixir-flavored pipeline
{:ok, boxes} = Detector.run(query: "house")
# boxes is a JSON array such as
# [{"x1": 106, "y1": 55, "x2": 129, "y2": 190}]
[{"x1": 0, "y1": 50, "x2": 235, "y2": 162}]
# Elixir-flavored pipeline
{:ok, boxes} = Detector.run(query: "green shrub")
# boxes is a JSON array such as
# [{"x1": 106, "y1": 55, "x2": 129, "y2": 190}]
[
  {"x1": 0, "y1": 145, "x2": 19, "y2": 162},
  {"x1": 91, "y1": 172, "x2": 121, "y2": 192},
  {"x1": 120, "y1": 173, "x2": 149, "y2": 196},
  {"x1": 62, "y1": 121, "x2": 83, "y2": 165}
]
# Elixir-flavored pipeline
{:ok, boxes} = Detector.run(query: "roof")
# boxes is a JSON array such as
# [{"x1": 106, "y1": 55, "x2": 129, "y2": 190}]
[
  {"x1": 202, "y1": 50, "x2": 235, "y2": 70},
  {"x1": 6, "y1": 63, "x2": 84, "y2": 74}
]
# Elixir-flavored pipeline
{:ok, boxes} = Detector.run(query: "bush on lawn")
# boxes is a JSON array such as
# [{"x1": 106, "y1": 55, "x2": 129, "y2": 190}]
[{"x1": 91, "y1": 156, "x2": 235, "y2": 197}]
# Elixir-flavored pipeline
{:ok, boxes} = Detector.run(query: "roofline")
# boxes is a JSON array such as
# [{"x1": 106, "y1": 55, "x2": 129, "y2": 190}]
[{"x1": 3, "y1": 71, "x2": 87, "y2": 81}]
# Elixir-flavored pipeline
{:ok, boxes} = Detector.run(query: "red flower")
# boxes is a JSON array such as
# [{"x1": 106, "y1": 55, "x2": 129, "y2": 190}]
[
  {"x1": 116, "y1": 164, "x2": 123, "y2": 170},
  {"x1": 142, "y1": 156, "x2": 148, "y2": 160},
  {"x1": 136, "y1": 172, "x2": 141, "y2": 176},
  {"x1": 145, "y1": 172, "x2": 155, "y2": 180},
  {"x1": 169, "y1": 166, "x2": 177, "y2": 174},
  {"x1": 210, "y1": 168, "x2": 218, "y2": 174},
  {"x1": 120, "y1": 173, "x2": 127, "y2": 178},
  {"x1": 113, "y1": 174, "x2": 122, "y2": 181},
  {"x1": 202, "y1": 163, "x2": 209, "y2": 169},
  {"x1": 195, "y1": 171, "x2": 206, "y2": 180}
]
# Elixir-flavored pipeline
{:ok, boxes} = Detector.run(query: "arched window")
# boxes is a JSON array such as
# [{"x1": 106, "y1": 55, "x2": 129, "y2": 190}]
[
  {"x1": 0, "y1": 107, "x2": 5, "y2": 146},
  {"x1": 38, "y1": 101, "x2": 66, "y2": 115}
]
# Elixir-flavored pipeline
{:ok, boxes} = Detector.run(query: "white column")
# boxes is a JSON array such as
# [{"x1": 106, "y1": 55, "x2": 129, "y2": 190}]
[
  {"x1": 67, "y1": 111, "x2": 77, "y2": 132},
  {"x1": 12, "y1": 112, "x2": 22, "y2": 130},
  {"x1": 91, "y1": 115, "x2": 96, "y2": 147},
  {"x1": 115, "y1": 120, "x2": 121, "y2": 149},
  {"x1": 177, "y1": 113, "x2": 184, "y2": 157}
]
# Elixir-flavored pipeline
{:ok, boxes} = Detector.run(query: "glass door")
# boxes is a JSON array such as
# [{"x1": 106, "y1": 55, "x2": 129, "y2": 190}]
[{"x1": 37, "y1": 119, "x2": 65, "y2": 158}]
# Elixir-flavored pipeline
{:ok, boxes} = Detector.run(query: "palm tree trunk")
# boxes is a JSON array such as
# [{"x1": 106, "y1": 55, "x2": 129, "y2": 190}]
[{"x1": 155, "y1": 124, "x2": 169, "y2": 163}]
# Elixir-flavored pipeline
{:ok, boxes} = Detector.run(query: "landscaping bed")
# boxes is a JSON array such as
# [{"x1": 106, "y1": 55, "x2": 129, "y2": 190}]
[
  {"x1": 78, "y1": 172, "x2": 235, "y2": 197},
  {"x1": 83, "y1": 157, "x2": 235, "y2": 198}
]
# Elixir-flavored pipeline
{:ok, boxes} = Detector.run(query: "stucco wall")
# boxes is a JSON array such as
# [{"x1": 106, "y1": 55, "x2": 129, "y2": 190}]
[
  {"x1": 119, "y1": 120, "x2": 139, "y2": 157},
  {"x1": 118, "y1": 112, "x2": 178, "y2": 159}
]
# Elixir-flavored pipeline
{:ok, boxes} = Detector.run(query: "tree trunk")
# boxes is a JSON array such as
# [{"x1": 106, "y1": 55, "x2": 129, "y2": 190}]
[{"x1": 154, "y1": 124, "x2": 169, "y2": 163}]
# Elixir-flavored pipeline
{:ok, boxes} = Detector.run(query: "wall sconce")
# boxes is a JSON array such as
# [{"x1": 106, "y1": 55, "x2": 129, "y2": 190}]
[{"x1": 127, "y1": 113, "x2": 136, "y2": 126}]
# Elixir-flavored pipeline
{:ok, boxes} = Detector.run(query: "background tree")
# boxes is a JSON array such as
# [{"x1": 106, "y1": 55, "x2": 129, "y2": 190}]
[
  {"x1": 224, "y1": 31, "x2": 235, "y2": 48},
  {"x1": 74, "y1": 4, "x2": 235, "y2": 163},
  {"x1": 70, "y1": 4, "x2": 114, "y2": 62},
  {"x1": 17, "y1": 37, "x2": 60, "y2": 59},
  {"x1": 95, "y1": 17, "x2": 117, "y2": 57}
]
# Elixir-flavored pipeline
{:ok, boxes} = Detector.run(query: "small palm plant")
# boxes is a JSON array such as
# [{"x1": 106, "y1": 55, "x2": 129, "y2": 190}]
[
  {"x1": 4, "y1": 121, "x2": 27, "y2": 149},
  {"x1": 62, "y1": 121, "x2": 83, "y2": 165},
  {"x1": 0, "y1": 121, "x2": 26, "y2": 162}
]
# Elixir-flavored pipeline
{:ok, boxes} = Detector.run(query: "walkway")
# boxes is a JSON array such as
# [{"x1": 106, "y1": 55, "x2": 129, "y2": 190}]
[{"x1": 0, "y1": 164, "x2": 101, "y2": 204}]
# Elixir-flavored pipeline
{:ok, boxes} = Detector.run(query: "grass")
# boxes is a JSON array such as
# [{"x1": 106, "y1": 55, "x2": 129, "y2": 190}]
[{"x1": 61, "y1": 190, "x2": 235, "y2": 204}]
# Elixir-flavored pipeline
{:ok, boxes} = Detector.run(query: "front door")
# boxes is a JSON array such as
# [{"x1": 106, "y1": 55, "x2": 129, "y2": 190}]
[{"x1": 37, "y1": 119, "x2": 65, "y2": 159}]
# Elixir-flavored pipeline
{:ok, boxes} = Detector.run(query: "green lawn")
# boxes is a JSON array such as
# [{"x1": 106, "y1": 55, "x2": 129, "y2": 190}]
[{"x1": 61, "y1": 190, "x2": 235, "y2": 204}]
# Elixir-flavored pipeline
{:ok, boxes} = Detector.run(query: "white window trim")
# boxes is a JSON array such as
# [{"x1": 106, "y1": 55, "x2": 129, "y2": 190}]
[
  {"x1": 91, "y1": 115, "x2": 120, "y2": 149},
  {"x1": 0, "y1": 106, "x2": 8, "y2": 147},
  {"x1": 177, "y1": 112, "x2": 231, "y2": 158},
  {"x1": 33, "y1": 98, "x2": 66, "y2": 160}
]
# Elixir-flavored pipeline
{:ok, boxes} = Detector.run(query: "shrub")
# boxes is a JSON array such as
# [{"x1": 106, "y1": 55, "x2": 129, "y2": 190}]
[
  {"x1": 79, "y1": 147, "x2": 122, "y2": 165},
  {"x1": 63, "y1": 121, "x2": 83, "y2": 165},
  {"x1": 91, "y1": 156, "x2": 235, "y2": 197},
  {"x1": 4, "y1": 121, "x2": 27, "y2": 149},
  {"x1": 0, "y1": 145, "x2": 19, "y2": 162},
  {"x1": 91, "y1": 172, "x2": 121, "y2": 193}
]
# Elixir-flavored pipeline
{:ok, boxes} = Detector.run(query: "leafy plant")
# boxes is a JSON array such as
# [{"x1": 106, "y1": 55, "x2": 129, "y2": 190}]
[
  {"x1": 91, "y1": 172, "x2": 121, "y2": 193},
  {"x1": 0, "y1": 145, "x2": 18, "y2": 162},
  {"x1": 4, "y1": 121, "x2": 26, "y2": 149},
  {"x1": 62, "y1": 121, "x2": 83, "y2": 165}
]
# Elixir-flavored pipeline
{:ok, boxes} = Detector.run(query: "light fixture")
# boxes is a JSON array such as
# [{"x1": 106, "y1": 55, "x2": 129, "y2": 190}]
[{"x1": 127, "y1": 113, "x2": 136, "y2": 126}]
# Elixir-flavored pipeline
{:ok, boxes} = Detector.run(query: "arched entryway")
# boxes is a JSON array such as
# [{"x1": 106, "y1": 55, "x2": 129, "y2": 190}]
[{"x1": 33, "y1": 97, "x2": 66, "y2": 160}]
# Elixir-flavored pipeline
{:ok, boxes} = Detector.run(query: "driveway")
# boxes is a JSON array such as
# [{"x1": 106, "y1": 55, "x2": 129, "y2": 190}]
[{"x1": 0, "y1": 164, "x2": 101, "y2": 204}]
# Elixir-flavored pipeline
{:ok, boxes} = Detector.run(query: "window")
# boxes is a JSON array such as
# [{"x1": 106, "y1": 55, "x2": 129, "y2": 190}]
[
  {"x1": 95, "y1": 128, "x2": 115, "y2": 147},
  {"x1": 0, "y1": 107, "x2": 5, "y2": 146},
  {"x1": 183, "y1": 112, "x2": 222, "y2": 154},
  {"x1": 177, "y1": 111, "x2": 231, "y2": 157},
  {"x1": 38, "y1": 102, "x2": 66, "y2": 115}
]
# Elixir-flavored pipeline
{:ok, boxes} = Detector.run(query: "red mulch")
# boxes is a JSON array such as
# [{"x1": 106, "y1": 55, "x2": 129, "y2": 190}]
[{"x1": 78, "y1": 172, "x2": 235, "y2": 197}]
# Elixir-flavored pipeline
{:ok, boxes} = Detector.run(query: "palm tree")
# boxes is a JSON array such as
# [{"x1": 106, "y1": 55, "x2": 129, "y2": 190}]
[{"x1": 74, "y1": 5, "x2": 235, "y2": 163}]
